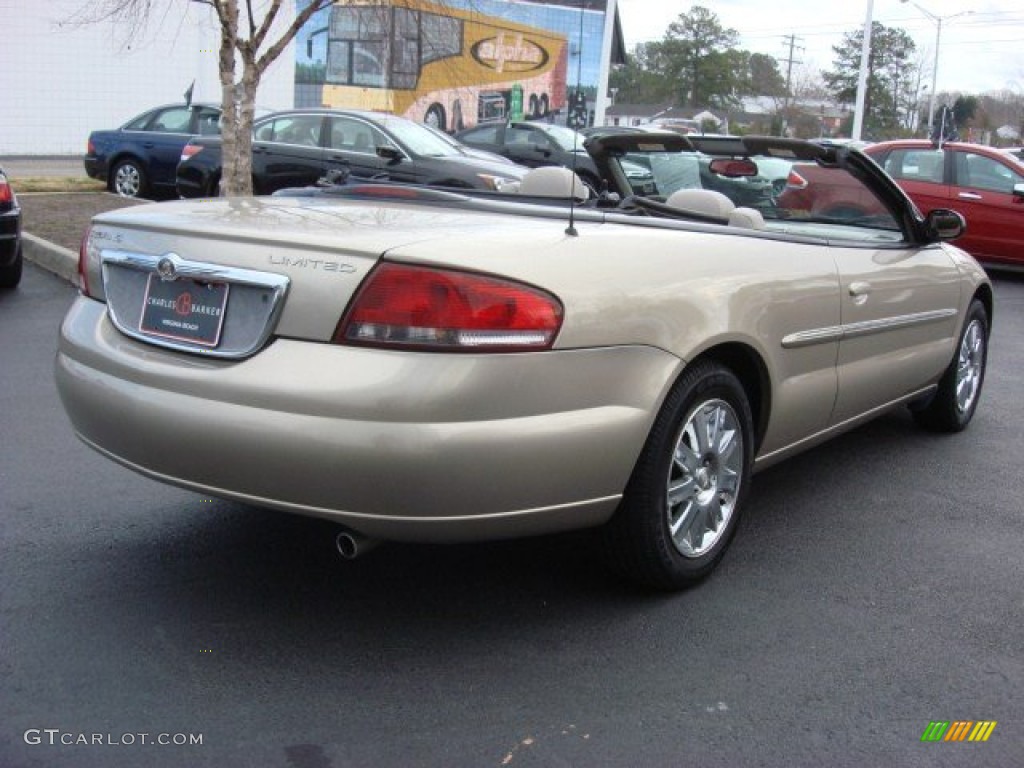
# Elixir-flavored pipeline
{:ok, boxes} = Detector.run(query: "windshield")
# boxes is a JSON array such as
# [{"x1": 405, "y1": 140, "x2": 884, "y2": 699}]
[
  {"x1": 376, "y1": 117, "x2": 459, "y2": 158},
  {"x1": 531, "y1": 123, "x2": 587, "y2": 151},
  {"x1": 609, "y1": 146, "x2": 902, "y2": 237}
]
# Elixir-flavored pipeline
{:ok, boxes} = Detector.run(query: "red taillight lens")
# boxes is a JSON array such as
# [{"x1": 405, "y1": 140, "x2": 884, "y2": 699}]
[
  {"x1": 180, "y1": 144, "x2": 203, "y2": 163},
  {"x1": 87, "y1": 138, "x2": 95, "y2": 156},
  {"x1": 337, "y1": 263, "x2": 563, "y2": 351},
  {"x1": 786, "y1": 169, "x2": 808, "y2": 189}
]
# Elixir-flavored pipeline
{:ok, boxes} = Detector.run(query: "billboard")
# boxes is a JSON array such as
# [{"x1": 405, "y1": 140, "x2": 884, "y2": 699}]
[{"x1": 296, "y1": 0, "x2": 614, "y2": 130}]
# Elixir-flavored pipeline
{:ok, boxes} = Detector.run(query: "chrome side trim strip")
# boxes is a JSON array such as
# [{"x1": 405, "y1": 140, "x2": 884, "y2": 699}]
[{"x1": 782, "y1": 308, "x2": 958, "y2": 349}]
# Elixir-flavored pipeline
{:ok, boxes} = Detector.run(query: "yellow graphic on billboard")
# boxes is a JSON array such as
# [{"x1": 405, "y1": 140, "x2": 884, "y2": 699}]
[{"x1": 314, "y1": 0, "x2": 568, "y2": 132}]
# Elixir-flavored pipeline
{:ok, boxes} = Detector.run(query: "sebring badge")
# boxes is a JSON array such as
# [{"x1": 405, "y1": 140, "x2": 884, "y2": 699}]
[{"x1": 157, "y1": 255, "x2": 178, "y2": 281}]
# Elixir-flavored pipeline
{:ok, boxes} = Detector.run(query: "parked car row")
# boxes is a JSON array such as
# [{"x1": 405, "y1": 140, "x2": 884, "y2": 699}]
[
  {"x1": 176, "y1": 109, "x2": 527, "y2": 198},
  {"x1": 84, "y1": 102, "x2": 223, "y2": 198},
  {"x1": 82, "y1": 103, "x2": 1024, "y2": 269}
]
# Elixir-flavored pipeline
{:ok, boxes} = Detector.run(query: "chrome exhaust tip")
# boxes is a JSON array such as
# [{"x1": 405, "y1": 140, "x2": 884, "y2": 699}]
[{"x1": 335, "y1": 528, "x2": 380, "y2": 560}]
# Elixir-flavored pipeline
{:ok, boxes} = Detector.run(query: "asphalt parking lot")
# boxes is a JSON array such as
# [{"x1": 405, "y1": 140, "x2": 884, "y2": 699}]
[{"x1": 2, "y1": 241, "x2": 1023, "y2": 765}]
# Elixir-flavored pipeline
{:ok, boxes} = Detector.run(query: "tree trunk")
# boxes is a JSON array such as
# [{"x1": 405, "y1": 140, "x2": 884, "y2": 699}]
[{"x1": 218, "y1": 0, "x2": 244, "y2": 196}]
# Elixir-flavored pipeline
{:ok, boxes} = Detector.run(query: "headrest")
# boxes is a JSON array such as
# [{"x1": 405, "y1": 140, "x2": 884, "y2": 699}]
[
  {"x1": 728, "y1": 207, "x2": 766, "y2": 230},
  {"x1": 664, "y1": 188, "x2": 735, "y2": 219},
  {"x1": 518, "y1": 166, "x2": 589, "y2": 201}
]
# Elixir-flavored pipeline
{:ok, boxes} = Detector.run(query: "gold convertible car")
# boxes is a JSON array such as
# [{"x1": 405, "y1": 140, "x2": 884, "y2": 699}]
[{"x1": 56, "y1": 133, "x2": 992, "y2": 590}]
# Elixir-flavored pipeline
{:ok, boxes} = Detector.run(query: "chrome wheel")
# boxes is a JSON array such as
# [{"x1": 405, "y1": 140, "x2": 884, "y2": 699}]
[
  {"x1": 602, "y1": 361, "x2": 752, "y2": 589},
  {"x1": 956, "y1": 319, "x2": 984, "y2": 415},
  {"x1": 113, "y1": 162, "x2": 143, "y2": 197},
  {"x1": 666, "y1": 399, "x2": 743, "y2": 558}
]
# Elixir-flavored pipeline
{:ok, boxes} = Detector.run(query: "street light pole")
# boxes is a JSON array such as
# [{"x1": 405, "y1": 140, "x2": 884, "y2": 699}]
[
  {"x1": 900, "y1": 1, "x2": 972, "y2": 134},
  {"x1": 851, "y1": 0, "x2": 874, "y2": 141}
]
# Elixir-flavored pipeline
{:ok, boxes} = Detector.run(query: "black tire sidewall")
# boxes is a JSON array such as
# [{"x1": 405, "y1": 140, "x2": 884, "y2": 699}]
[
  {"x1": 604, "y1": 361, "x2": 754, "y2": 590},
  {"x1": 913, "y1": 299, "x2": 988, "y2": 432}
]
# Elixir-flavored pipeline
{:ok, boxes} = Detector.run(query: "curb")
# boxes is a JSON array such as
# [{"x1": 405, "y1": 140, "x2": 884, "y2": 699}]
[{"x1": 23, "y1": 232, "x2": 79, "y2": 287}]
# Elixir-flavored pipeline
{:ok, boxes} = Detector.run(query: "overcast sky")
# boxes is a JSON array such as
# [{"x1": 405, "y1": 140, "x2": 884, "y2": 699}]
[{"x1": 615, "y1": 0, "x2": 1024, "y2": 96}]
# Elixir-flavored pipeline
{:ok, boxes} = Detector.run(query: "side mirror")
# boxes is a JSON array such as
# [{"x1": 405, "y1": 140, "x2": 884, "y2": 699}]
[
  {"x1": 1013, "y1": 182, "x2": 1024, "y2": 199},
  {"x1": 376, "y1": 146, "x2": 402, "y2": 164},
  {"x1": 925, "y1": 208, "x2": 966, "y2": 241}
]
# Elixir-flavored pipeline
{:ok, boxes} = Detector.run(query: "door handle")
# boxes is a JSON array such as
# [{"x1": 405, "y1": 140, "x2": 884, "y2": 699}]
[
  {"x1": 849, "y1": 281, "x2": 871, "y2": 297},
  {"x1": 848, "y1": 282, "x2": 871, "y2": 305},
  {"x1": 958, "y1": 192, "x2": 982, "y2": 200}
]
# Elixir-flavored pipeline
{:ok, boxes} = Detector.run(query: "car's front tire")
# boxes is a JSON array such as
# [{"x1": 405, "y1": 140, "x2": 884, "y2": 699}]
[
  {"x1": 110, "y1": 159, "x2": 148, "y2": 198},
  {"x1": 912, "y1": 298, "x2": 989, "y2": 432},
  {"x1": 602, "y1": 360, "x2": 753, "y2": 590}
]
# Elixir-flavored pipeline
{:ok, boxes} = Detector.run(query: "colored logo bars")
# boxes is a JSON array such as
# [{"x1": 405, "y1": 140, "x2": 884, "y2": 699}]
[{"x1": 921, "y1": 721, "x2": 997, "y2": 743}]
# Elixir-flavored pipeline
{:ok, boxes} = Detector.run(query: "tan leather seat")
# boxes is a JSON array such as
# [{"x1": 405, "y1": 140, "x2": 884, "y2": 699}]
[
  {"x1": 665, "y1": 188, "x2": 735, "y2": 219},
  {"x1": 728, "y1": 207, "x2": 766, "y2": 229},
  {"x1": 518, "y1": 166, "x2": 589, "y2": 201}
]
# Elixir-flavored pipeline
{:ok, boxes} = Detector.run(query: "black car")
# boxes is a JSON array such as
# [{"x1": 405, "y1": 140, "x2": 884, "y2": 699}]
[
  {"x1": 453, "y1": 122, "x2": 602, "y2": 188},
  {"x1": 0, "y1": 166, "x2": 23, "y2": 289},
  {"x1": 85, "y1": 102, "x2": 222, "y2": 198},
  {"x1": 176, "y1": 109, "x2": 527, "y2": 198}
]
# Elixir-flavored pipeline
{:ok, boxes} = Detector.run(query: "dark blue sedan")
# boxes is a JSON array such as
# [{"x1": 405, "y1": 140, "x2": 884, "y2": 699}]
[{"x1": 84, "y1": 103, "x2": 221, "y2": 198}]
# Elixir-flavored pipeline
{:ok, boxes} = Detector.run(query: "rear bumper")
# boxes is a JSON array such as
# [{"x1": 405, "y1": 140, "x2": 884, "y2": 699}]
[
  {"x1": 83, "y1": 156, "x2": 106, "y2": 181},
  {"x1": 175, "y1": 162, "x2": 215, "y2": 198},
  {"x1": 0, "y1": 209, "x2": 21, "y2": 265},
  {"x1": 56, "y1": 296, "x2": 682, "y2": 541}
]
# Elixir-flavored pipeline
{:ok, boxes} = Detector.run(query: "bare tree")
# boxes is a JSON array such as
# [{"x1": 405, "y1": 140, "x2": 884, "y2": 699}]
[{"x1": 72, "y1": 0, "x2": 335, "y2": 195}]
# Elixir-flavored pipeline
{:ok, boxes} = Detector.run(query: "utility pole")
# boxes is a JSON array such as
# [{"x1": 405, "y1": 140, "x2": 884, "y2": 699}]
[
  {"x1": 779, "y1": 34, "x2": 804, "y2": 136},
  {"x1": 780, "y1": 34, "x2": 804, "y2": 99}
]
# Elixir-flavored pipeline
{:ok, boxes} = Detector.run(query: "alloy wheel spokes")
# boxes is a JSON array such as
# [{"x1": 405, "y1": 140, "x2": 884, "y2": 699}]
[
  {"x1": 666, "y1": 399, "x2": 743, "y2": 558},
  {"x1": 955, "y1": 320, "x2": 984, "y2": 414}
]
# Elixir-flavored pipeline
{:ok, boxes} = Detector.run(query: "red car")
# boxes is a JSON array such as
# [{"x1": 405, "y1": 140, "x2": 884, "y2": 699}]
[{"x1": 864, "y1": 140, "x2": 1024, "y2": 268}]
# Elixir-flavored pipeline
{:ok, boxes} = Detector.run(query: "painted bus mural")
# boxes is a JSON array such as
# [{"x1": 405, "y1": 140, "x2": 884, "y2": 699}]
[{"x1": 297, "y1": 0, "x2": 613, "y2": 132}]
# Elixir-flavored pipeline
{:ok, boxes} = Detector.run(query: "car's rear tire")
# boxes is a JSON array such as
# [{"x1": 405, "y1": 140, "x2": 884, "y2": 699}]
[
  {"x1": 0, "y1": 242, "x2": 23, "y2": 289},
  {"x1": 912, "y1": 298, "x2": 988, "y2": 432},
  {"x1": 110, "y1": 158, "x2": 148, "y2": 198},
  {"x1": 602, "y1": 360, "x2": 753, "y2": 590}
]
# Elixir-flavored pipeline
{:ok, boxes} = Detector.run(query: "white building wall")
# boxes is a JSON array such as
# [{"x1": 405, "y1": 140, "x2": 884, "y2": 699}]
[{"x1": 0, "y1": 0, "x2": 296, "y2": 155}]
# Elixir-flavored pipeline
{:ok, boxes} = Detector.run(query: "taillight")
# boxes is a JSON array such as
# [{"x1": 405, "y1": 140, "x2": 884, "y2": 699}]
[
  {"x1": 786, "y1": 169, "x2": 808, "y2": 189},
  {"x1": 0, "y1": 176, "x2": 11, "y2": 204},
  {"x1": 77, "y1": 226, "x2": 105, "y2": 300},
  {"x1": 78, "y1": 226, "x2": 92, "y2": 295},
  {"x1": 336, "y1": 263, "x2": 563, "y2": 352},
  {"x1": 180, "y1": 144, "x2": 203, "y2": 163}
]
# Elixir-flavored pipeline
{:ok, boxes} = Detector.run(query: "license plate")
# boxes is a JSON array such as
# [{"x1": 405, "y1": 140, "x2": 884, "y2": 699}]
[{"x1": 140, "y1": 275, "x2": 230, "y2": 347}]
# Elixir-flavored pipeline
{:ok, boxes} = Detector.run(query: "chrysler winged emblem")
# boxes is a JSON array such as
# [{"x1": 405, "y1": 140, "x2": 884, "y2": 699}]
[{"x1": 156, "y1": 255, "x2": 178, "y2": 281}]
